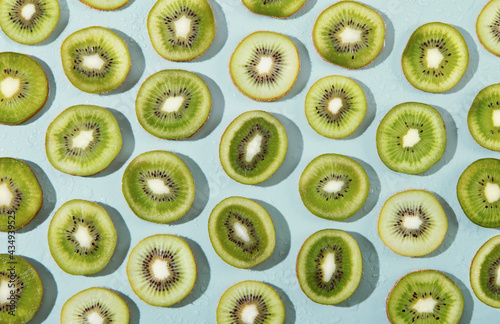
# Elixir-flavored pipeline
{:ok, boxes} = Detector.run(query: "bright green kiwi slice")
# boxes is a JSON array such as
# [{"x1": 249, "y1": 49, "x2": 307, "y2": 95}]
[
  {"x1": 147, "y1": 0, "x2": 215, "y2": 61},
  {"x1": 299, "y1": 153, "x2": 369, "y2": 221},
  {"x1": 122, "y1": 150, "x2": 195, "y2": 223},
  {"x1": 0, "y1": 0, "x2": 60, "y2": 45},
  {"x1": 296, "y1": 229, "x2": 362, "y2": 305},
  {"x1": 47, "y1": 199, "x2": 117, "y2": 275},
  {"x1": 0, "y1": 157, "x2": 42, "y2": 232},
  {"x1": 378, "y1": 190, "x2": 448, "y2": 257},
  {"x1": 477, "y1": 0, "x2": 500, "y2": 57},
  {"x1": 217, "y1": 280, "x2": 285, "y2": 324},
  {"x1": 208, "y1": 197, "x2": 275, "y2": 269},
  {"x1": 0, "y1": 255, "x2": 43, "y2": 324},
  {"x1": 229, "y1": 31, "x2": 300, "y2": 101},
  {"x1": 0, "y1": 52, "x2": 48, "y2": 125},
  {"x1": 219, "y1": 110, "x2": 288, "y2": 185},
  {"x1": 60, "y1": 26, "x2": 131, "y2": 93},
  {"x1": 313, "y1": 1, "x2": 385, "y2": 69},
  {"x1": 402, "y1": 22, "x2": 469, "y2": 93},
  {"x1": 135, "y1": 69, "x2": 211, "y2": 139},
  {"x1": 241, "y1": 0, "x2": 307, "y2": 18},
  {"x1": 457, "y1": 158, "x2": 500, "y2": 228},
  {"x1": 45, "y1": 105, "x2": 122, "y2": 176},
  {"x1": 376, "y1": 102, "x2": 446, "y2": 175},
  {"x1": 305, "y1": 75, "x2": 367, "y2": 139},
  {"x1": 79, "y1": 0, "x2": 131, "y2": 10},
  {"x1": 470, "y1": 235, "x2": 500, "y2": 308},
  {"x1": 127, "y1": 234, "x2": 197, "y2": 307},
  {"x1": 468, "y1": 83, "x2": 500, "y2": 151},
  {"x1": 387, "y1": 270, "x2": 464, "y2": 324}
]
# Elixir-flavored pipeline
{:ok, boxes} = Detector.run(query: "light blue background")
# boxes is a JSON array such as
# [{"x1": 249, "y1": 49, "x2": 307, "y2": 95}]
[{"x1": 0, "y1": 0, "x2": 499, "y2": 322}]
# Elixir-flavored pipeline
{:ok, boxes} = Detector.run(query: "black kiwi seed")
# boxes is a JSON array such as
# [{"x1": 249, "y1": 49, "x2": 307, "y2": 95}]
[
  {"x1": 65, "y1": 216, "x2": 99, "y2": 255},
  {"x1": 153, "y1": 88, "x2": 191, "y2": 120},
  {"x1": 419, "y1": 38, "x2": 451, "y2": 78},
  {"x1": 8, "y1": 0, "x2": 46, "y2": 32},
  {"x1": 63, "y1": 122, "x2": 101, "y2": 156},
  {"x1": 314, "y1": 244, "x2": 343, "y2": 291},
  {"x1": 316, "y1": 174, "x2": 351, "y2": 201},
  {"x1": 230, "y1": 294, "x2": 271, "y2": 323},
  {"x1": 72, "y1": 46, "x2": 114, "y2": 78},
  {"x1": 0, "y1": 272, "x2": 23, "y2": 311},
  {"x1": 138, "y1": 170, "x2": 179, "y2": 202},
  {"x1": 328, "y1": 20, "x2": 371, "y2": 57},
  {"x1": 163, "y1": 6, "x2": 200, "y2": 48},
  {"x1": 0, "y1": 68, "x2": 28, "y2": 102},
  {"x1": 0, "y1": 177, "x2": 22, "y2": 214},
  {"x1": 142, "y1": 248, "x2": 180, "y2": 292},
  {"x1": 236, "y1": 124, "x2": 271, "y2": 172},
  {"x1": 223, "y1": 212, "x2": 259, "y2": 254},
  {"x1": 393, "y1": 206, "x2": 431, "y2": 238},
  {"x1": 315, "y1": 86, "x2": 353, "y2": 126},
  {"x1": 488, "y1": 11, "x2": 500, "y2": 40},
  {"x1": 244, "y1": 47, "x2": 283, "y2": 85}
]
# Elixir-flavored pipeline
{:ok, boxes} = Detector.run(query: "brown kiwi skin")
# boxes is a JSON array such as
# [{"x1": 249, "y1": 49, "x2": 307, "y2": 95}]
[
  {"x1": 476, "y1": 2, "x2": 500, "y2": 57},
  {"x1": 242, "y1": 1, "x2": 308, "y2": 19}
]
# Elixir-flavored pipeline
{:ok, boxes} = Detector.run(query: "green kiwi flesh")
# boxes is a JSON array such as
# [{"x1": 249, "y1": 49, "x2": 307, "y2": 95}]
[
  {"x1": 219, "y1": 110, "x2": 288, "y2": 185},
  {"x1": 241, "y1": 0, "x2": 307, "y2": 18},
  {"x1": 296, "y1": 229, "x2": 362, "y2": 305},
  {"x1": 45, "y1": 105, "x2": 123, "y2": 176},
  {"x1": 47, "y1": 199, "x2": 117, "y2": 275},
  {"x1": 229, "y1": 31, "x2": 300, "y2": 101},
  {"x1": 376, "y1": 102, "x2": 446, "y2": 175},
  {"x1": 147, "y1": 0, "x2": 215, "y2": 62},
  {"x1": 0, "y1": 255, "x2": 43, "y2": 324},
  {"x1": 217, "y1": 280, "x2": 285, "y2": 324},
  {"x1": 126, "y1": 234, "x2": 197, "y2": 307},
  {"x1": 0, "y1": 52, "x2": 48, "y2": 125},
  {"x1": 468, "y1": 83, "x2": 500, "y2": 151},
  {"x1": 305, "y1": 75, "x2": 367, "y2": 139},
  {"x1": 402, "y1": 22, "x2": 469, "y2": 93},
  {"x1": 79, "y1": 0, "x2": 131, "y2": 10},
  {"x1": 60, "y1": 26, "x2": 131, "y2": 93},
  {"x1": 135, "y1": 69, "x2": 211, "y2": 139},
  {"x1": 387, "y1": 270, "x2": 464, "y2": 324},
  {"x1": 313, "y1": 1, "x2": 385, "y2": 69},
  {"x1": 208, "y1": 196, "x2": 276, "y2": 269},
  {"x1": 457, "y1": 158, "x2": 500, "y2": 228},
  {"x1": 378, "y1": 190, "x2": 448, "y2": 257},
  {"x1": 0, "y1": 0, "x2": 60, "y2": 45},
  {"x1": 122, "y1": 150, "x2": 195, "y2": 223},
  {"x1": 470, "y1": 235, "x2": 500, "y2": 308},
  {"x1": 477, "y1": 0, "x2": 500, "y2": 57},
  {"x1": 0, "y1": 157, "x2": 42, "y2": 232},
  {"x1": 299, "y1": 153, "x2": 369, "y2": 221}
]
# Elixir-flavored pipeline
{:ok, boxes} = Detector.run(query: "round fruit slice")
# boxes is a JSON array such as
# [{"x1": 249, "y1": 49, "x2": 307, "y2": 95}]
[
  {"x1": 45, "y1": 105, "x2": 122, "y2": 176},
  {"x1": 402, "y1": 22, "x2": 469, "y2": 93},
  {"x1": 0, "y1": 255, "x2": 43, "y2": 324},
  {"x1": 229, "y1": 31, "x2": 300, "y2": 101},
  {"x1": 477, "y1": 0, "x2": 500, "y2": 57},
  {"x1": 60, "y1": 26, "x2": 131, "y2": 93},
  {"x1": 305, "y1": 75, "x2": 367, "y2": 139},
  {"x1": 0, "y1": 52, "x2": 48, "y2": 125},
  {"x1": 122, "y1": 151, "x2": 195, "y2": 223},
  {"x1": 378, "y1": 190, "x2": 448, "y2": 257},
  {"x1": 241, "y1": 0, "x2": 306, "y2": 18},
  {"x1": 217, "y1": 280, "x2": 285, "y2": 324},
  {"x1": 387, "y1": 270, "x2": 464, "y2": 324},
  {"x1": 0, "y1": 0, "x2": 60, "y2": 45},
  {"x1": 299, "y1": 153, "x2": 369, "y2": 221},
  {"x1": 208, "y1": 197, "x2": 275, "y2": 269},
  {"x1": 79, "y1": 0, "x2": 131, "y2": 10},
  {"x1": 457, "y1": 158, "x2": 500, "y2": 228},
  {"x1": 147, "y1": 0, "x2": 215, "y2": 61},
  {"x1": 296, "y1": 229, "x2": 362, "y2": 305},
  {"x1": 135, "y1": 69, "x2": 211, "y2": 139},
  {"x1": 313, "y1": 1, "x2": 385, "y2": 69},
  {"x1": 0, "y1": 157, "x2": 42, "y2": 232},
  {"x1": 219, "y1": 110, "x2": 288, "y2": 185},
  {"x1": 468, "y1": 83, "x2": 500, "y2": 151},
  {"x1": 470, "y1": 235, "x2": 500, "y2": 308},
  {"x1": 376, "y1": 102, "x2": 446, "y2": 175},
  {"x1": 126, "y1": 234, "x2": 197, "y2": 307},
  {"x1": 48, "y1": 199, "x2": 117, "y2": 275}
]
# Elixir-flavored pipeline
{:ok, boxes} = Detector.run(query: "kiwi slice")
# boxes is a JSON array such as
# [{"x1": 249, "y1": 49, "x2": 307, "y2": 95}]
[
  {"x1": 376, "y1": 102, "x2": 446, "y2": 175},
  {"x1": 296, "y1": 229, "x2": 362, "y2": 305},
  {"x1": 0, "y1": 0, "x2": 60, "y2": 45},
  {"x1": 378, "y1": 190, "x2": 448, "y2": 257},
  {"x1": 0, "y1": 157, "x2": 42, "y2": 232},
  {"x1": 387, "y1": 270, "x2": 464, "y2": 324},
  {"x1": 299, "y1": 153, "x2": 369, "y2": 221},
  {"x1": 219, "y1": 110, "x2": 288, "y2": 185},
  {"x1": 127, "y1": 234, "x2": 197, "y2": 307},
  {"x1": 0, "y1": 255, "x2": 43, "y2": 324},
  {"x1": 208, "y1": 196, "x2": 275, "y2": 269},
  {"x1": 402, "y1": 22, "x2": 469, "y2": 93},
  {"x1": 312, "y1": 1, "x2": 385, "y2": 69},
  {"x1": 468, "y1": 83, "x2": 500, "y2": 151},
  {"x1": 135, "y1": 69, "x2": 211, "y2": 140},
  {"x1": 477, "y1": 0, "x2": 500, "y2": 57},
  {"x1": 60, "y1": 26, "x2": 131, "y2": 93},
  {"x1": 457, "y1": 158, "x2": 500, "y2": 228},
  {"x1": 229, "y1": 31, "x2": 300, "y2": 102},
  {"x1": 217, "y1": 280, "x2": 285, "y2": 324},
  {"x1": 45, "y1": 105, "x2": 122, "y2": 176},
  {"x1": 61, "y1": 287, "x2": 129, "y2": 323},
  {"x1": 122, "y1": 150, "x2": 195, "y2": 223},
  {"x1": 147, "y1": 0, "x2": 215, "y2": 62},
  {"x1": 470, "y1": 235, "x2": 500, "y2": 308},
  {"x1": 241, "y1": 0, "x2": 307, "y2": 18},
  {"x1": 305, "y1": 75, "x2": 367, "y2": 139},
  {"x1": 0, "y1": 52, "x2": 48, "y2": 125},
  {"x1": 79, "y1": 0, "x2": 131, "y2": 10}
]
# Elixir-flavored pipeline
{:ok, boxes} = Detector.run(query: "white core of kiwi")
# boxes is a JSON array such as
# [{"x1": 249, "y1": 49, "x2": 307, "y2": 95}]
[
  {"x1": 339, "y1": 27, "x2": 362, "y2": 44},
  {"x1": 83, "y1": 54, "x2": 105, "y2": 70},
  {"x1": 402, "y1": 128, "x2": 421, "y2": 147},
  {"x1": 402, "y1": 215, "x2": 423, "y2": 230},
  {"x1": 151, "y1": 259, "x2": 171, "y2": 280},
  {"x1": 0, "y1": 279, "x2": 10, "y2": 304},
  {"x1": 323, "y1": 180, "x2": 344, "y2": 194},
  {"x1": 72, "y1": 130, "x2": 94, "y2": 149},
  {"x1": 1, "y1": 77, "x2": 20, "y2": 98},
  {"x1": 426, "y1": 48, "x2": 444, "y2": 69},
  {"x1": 493, "y1": 110, "x2": 500, "y2": 127},
  {"x1": 485, "y1": 183, "x2": 500, "y2": 203},
  {"x1": 321, "y1": 253, "x2": 337, "y2": 282},
  {"x1": 74, "y1": 225, "x2": 93, "y2": 248},
  {"x1": 147, "y1": 179, "x2": 171, "y2": 195},
  {"x1": 328, "y1": 97, "x2": 343, "y2": 114},
  {"x1": 256, "y1": 56, "x2": 273, "y2": 74},
  {"x1": 233, "y1": 222, "x2": 251, "y2": 243},
  {"x1": 241, "y1": 304, "x2": 259, "y2": 324},
  {"x1": 174, "y1": 16, "x2": 192, "y2": 39},
  {"x1": 495, "y1": 266, "x2": 500, "y2": 286},
  {"x1": 245, "y1": 134, "x2": 263, "y2": 162},
  {"x1": 0, "y1": 183, "x2": 13, "y2": 206},
  {"x1": 21, "y1": 3, "x2": 37, "y2": 20},
  {"x1": 412, "y1": 297, "x2": 438, "y2": 313},
  {"x1": 162, "y1": 96, "x2": 184, "y2": 113},
  {"x1": 86, "y1": 311, "x2": 105, "y2": 324}
]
